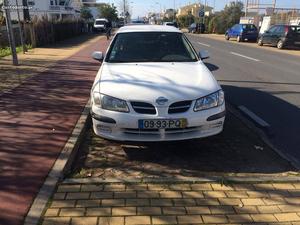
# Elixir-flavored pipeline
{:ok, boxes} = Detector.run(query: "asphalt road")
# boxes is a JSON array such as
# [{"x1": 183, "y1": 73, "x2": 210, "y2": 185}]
[{"x1": 187, "y1": 34, "x2": 300, "y2": 167}]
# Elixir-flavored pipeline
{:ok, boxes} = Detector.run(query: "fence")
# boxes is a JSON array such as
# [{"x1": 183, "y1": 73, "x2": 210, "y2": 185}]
[{"x1": 0, "y1": 19, "x2": 87, "y2": 49}]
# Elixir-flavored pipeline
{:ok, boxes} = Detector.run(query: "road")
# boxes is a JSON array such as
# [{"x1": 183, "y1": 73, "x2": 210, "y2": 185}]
[{"x1": 187, "y1": 34, "x2": 300, "y2": 166}]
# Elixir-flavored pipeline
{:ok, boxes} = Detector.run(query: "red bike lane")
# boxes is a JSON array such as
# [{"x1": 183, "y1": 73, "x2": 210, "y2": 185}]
[{"x1": 0, "y1": 37, "x2": 109, "y2": 225}]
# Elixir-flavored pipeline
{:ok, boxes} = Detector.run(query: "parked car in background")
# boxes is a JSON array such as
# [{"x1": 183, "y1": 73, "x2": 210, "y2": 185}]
[
  {"x1": 90, "y1": 25, "x2": 225, "y2": 142},
  {"x1": 117, "y1": 21, "x2": 125, "y2": 28},
  {"x1": 258, "y1": 25, "x2": 300, "y2": 49},
  {"x1": 163, "y1": 22, "x2": 179, "y2": 28},
  {"x1": 93, "y1": 18, "x2": 108, "y2": 32},
  {"x1": 129, "y1": 19, "x2": 146, "y2": 25},
  {"x1": 188, "y1": 23, "x2": 205, "y2": 34},
  {"x1": 225, "y1": 24, "x2": 258, "y2": 42}
]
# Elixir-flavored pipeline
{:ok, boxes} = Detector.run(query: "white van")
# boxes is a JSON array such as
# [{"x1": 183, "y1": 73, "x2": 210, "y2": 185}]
[{"x1": 93, "y1": 18, "x2": 108, "y2": 32}]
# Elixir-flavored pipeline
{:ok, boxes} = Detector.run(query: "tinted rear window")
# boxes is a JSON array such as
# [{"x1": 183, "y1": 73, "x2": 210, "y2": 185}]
[
  {"x1": 290, "y1": 26, "x2": 300, "y2": 33},
  {"x1": 242, "y1": 24, "x2": 257, "y2": 30}
]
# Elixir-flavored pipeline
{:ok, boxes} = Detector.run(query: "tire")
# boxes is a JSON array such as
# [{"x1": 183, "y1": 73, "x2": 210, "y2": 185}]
[
  {"x1": 277, "y1": 40, "x2": 284, "y2": 49},
  {"x1": 257, "y1": 37, "x2": 263, "y2": 46},
  {"x1": 225, "y1": 34, "x2": 230, "y2": 40},
  {"x1": 237, "y1": 36, "x2": 242, "y2": 42}
]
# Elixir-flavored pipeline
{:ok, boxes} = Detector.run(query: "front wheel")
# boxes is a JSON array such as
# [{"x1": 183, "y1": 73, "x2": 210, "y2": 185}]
[
  {"x1": 237, "y1": 36, "x2": 243, "y2": 42},
  {"x1": 277, "y1": 40, "x2": 284, "y2": 49},
  {"x1": 225, "y1": 34, "x2": 230, "y2": 40},
  {"x1": 257, "y1": 38, "x2": 263, "y2": 46}
]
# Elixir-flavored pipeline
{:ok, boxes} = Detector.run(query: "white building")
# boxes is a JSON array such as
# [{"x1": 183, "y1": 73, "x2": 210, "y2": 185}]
[
  {"x1": 82, "y1": 0, "x2": 106, "y2": 19},
  {"x1": 7, "y1": 0, "x2": 82, "y2": 21}
]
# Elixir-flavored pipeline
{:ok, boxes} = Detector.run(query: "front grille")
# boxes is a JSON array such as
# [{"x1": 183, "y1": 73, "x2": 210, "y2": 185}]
[
  {"x1": 131, "y1": 102, "x2": 156, "y2": 115},
  {"x1": 168, "y1": 101, "x2": 192, "y2": 114},
  {"x1": 123, "y1": 126, "x2": 201, "y2": 135}
]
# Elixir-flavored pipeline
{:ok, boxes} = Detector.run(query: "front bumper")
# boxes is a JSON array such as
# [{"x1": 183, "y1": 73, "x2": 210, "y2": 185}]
[{"x1": 91, "y1": 104, "x2": 226, "y2": 142}]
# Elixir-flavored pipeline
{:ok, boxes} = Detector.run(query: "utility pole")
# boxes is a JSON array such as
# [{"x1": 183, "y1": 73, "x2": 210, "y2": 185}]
[
  {"x1": 4, "y1": 0, "x2": 18, "y2": 65},
  {"x1": 16, "y1": 0, "x2": 27, "y2": 53}
]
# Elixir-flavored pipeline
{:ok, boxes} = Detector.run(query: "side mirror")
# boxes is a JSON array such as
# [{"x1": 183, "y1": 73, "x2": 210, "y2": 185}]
[
  {"x1": 199, "y1": 50, "x2": 210, "y2": 60},
  {"x1": 265, "y1": 30, "x2": 270, "y2": 34},
  {"x1": 92, "y1": 51, "x2": 104, "y2": 61}
]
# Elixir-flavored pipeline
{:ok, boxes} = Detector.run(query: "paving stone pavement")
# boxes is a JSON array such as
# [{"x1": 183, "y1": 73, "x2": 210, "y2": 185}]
[{"x1": 42, "y1": 182, "x2": 300, "y2": 225}]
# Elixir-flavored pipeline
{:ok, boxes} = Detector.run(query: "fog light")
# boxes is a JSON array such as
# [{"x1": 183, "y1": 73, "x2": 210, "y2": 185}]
[{"x1": 97, "y1": 125, "x2": 112, "y2": 133}]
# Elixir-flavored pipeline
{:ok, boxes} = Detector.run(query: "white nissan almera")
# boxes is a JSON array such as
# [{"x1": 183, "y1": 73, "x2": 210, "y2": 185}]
[{"x1": 90, "y1": 25, "x2": 225, "y2": 142}]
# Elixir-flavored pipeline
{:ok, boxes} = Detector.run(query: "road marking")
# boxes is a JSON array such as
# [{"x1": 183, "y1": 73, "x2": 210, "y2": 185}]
[
  {"x1": 238, "y1": 105, "x2": 270, "y2": 128},
  {"x1": 198, "y1": 42, "x2": 211, "y2": 47},
  {"x1": 230, "y1": 52, "x2": 261, "y2": 62}
]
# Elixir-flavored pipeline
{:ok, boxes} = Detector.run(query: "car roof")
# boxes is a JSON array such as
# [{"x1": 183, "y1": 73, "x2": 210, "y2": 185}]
[{"x1": 117, "y1": 25, "x2": 181, "y2": 33}]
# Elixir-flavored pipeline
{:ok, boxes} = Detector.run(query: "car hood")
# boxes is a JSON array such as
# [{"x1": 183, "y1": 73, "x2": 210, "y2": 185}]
[{"x1": 97, "y1": 61, "x2": 220, "y2": 104}]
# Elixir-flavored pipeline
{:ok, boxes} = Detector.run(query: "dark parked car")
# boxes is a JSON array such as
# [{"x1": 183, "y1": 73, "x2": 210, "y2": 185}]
[
  {"x1": 258, "y1": 25, "x2": 300, "y2": 49},
  {"x1": 163, "y1": 22, "x2": 178, "y2": 28},
  {"x1": 188, "y1": 23, "x2": 205, "y2": 34},
  {"x1": 225, "y1": 24, "x2": 258, "y2": 42}
]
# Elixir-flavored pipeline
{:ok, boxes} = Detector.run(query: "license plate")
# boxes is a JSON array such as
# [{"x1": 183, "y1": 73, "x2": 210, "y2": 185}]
[{"x1": 138, "y1": 119, "x2": 187, "y2": 129}]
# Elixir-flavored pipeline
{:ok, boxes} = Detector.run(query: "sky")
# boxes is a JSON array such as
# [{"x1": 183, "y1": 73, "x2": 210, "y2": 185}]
[{"x1": 103, "y1": 0, "x2": 300, "y2": 18}]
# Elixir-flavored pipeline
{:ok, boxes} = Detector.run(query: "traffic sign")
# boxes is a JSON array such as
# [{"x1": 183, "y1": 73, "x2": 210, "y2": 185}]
[{"x1": 199, "y1": 5, "x2": 205, "y2": 17}]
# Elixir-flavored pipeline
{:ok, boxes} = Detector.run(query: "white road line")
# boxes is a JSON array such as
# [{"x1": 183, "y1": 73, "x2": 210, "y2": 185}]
[
  {"x1": 230, "y1": 52, "x2": 261, "y2": 62},
  {"x1": 238, "y1": 105, "x2": 270, "y2": 128},
  {"x1": 198, "y1": 42, "x2": 211, "y2": 47}
]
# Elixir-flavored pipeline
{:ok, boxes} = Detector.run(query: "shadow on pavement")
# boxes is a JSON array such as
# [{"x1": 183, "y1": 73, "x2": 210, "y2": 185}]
[
  {"x1": 221, "y1": 85, "x2": 300, "y2": 166},
  {"x1": 72, "y1": 109, "x2": 295, "y2": 181}
]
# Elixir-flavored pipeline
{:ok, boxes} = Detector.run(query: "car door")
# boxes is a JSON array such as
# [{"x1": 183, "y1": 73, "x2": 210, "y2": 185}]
[
  {"x1": 263, "y1": 26, "x2": 277, "y2": 44},
  {"x1": 270, "y1": 25, "x2": 284, "y2": 45}
]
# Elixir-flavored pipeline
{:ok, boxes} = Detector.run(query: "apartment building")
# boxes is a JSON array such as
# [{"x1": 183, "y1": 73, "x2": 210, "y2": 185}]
[
  {"x1": 177, "y1": 3, "x2": 213, "y2": 18},
  {"x1": 8, "y1": 0, "x2": 82, "y2": 20}
]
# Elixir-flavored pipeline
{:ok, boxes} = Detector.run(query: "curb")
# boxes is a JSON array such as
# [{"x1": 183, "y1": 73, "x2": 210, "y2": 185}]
[
  {"x1": 63, "y1": 175, "x2": 300, "y2": 185},
  {"x1": 227, "y1": 104, "x2": 300, "y2": 171},
  {"x1": 23, "y1": 101, "x2": 92, "y2": 225}
]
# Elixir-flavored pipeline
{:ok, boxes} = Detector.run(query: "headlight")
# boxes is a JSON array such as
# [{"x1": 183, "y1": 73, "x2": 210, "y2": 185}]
[
  {"x1": 194, "y1": 90, "x2": 225, "y2": 112},
  {"x1": 93, "y1": 93, "x2": 129, "y2": 113}
]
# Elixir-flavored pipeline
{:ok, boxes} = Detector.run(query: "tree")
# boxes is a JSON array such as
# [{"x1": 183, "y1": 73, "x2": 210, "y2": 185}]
[
  {"x1": 177, "y1": 14, "x2": 194, "y2": 28},
  {"x1": 80, "y1": 6, "x2": 93, "y2": 20},
  {"x1": 223, "y1": 1, "x2": 244, "y2": 29},
  {"x1": 98, "y1": 4, "x2": 118, "y2": 21},
  {"x1": 207, "y1": 1, "x2": 244, "y2": 34}
]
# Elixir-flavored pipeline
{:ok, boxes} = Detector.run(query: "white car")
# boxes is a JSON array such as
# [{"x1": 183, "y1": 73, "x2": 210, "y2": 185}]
[{"x1": 91, "y1": 25, "x2": 225, "y2": 142}]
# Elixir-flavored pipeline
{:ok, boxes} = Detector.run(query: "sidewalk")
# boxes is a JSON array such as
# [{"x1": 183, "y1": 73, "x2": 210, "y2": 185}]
[
  {"x1": 0, "y1": 34, "x2": 102, "y2": 93},
  {"x1": 43, "y1": 181, "x2": 300, "y2": 225},
  {"x1": 0, "y1": 35, "x2": 109, "y2": 225}
]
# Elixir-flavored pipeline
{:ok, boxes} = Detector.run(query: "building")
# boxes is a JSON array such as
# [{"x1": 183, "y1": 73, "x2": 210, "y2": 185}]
[
  {"x1": 82, "y1": 0, "x2": 106, "y2": 19},
  {"x1": 7, "y1": 0, "x2": 82, "y2": 21},
  {"x1": 162, "y1": 8, "x2": 176, "y2": 20},
  {"x1": 177, "y1": 3, "x2": 213, "y2": 18}
]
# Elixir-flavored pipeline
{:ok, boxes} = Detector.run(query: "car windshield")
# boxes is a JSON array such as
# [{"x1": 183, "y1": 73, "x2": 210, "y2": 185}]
[
  {"x1": 95, "y1": 20, "x2": 106, "y2": 25},
  {"x1": 106, "y1": 32, "x2": 198, "y2": 63}
]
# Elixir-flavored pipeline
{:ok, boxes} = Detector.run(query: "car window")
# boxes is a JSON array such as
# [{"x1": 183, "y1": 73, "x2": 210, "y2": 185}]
[
  {"x1": 95, "y1": 20, "x2": 106, "y2": 25},
  {"x1": 275, "y1": 26, "x2": 285, "y2": 33},
  {"x1": 106, "y1": 32, "x2": 198, "y2": 63},
  {"x1": 232, "y1": 25, "x2": 239, "y2": 30},
  {"x1": 268, "y1": 26, "x2": 278, "y2": 33},
  {"x1": 242, "y1": 24, "x2": 257, "y2": 31}
]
